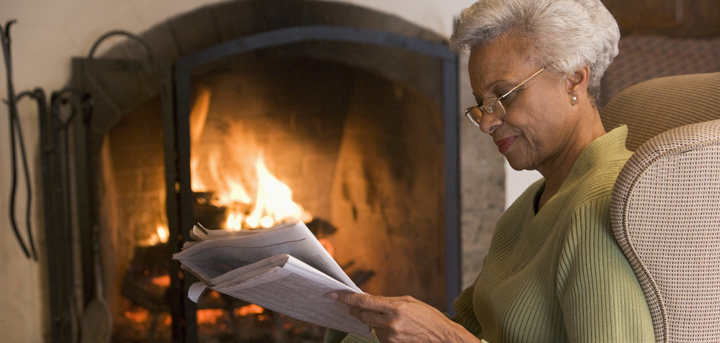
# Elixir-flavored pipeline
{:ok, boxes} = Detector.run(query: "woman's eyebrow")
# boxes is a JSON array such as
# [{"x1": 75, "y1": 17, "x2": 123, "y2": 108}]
[{"x1": 475, "y1": 79, "x2": 511, "y2": 98}]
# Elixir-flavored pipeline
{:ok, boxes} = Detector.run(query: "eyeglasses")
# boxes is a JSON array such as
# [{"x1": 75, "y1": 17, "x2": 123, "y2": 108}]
[{"x1": 464, "y1": 66, "x2": 546, "y2": 128}]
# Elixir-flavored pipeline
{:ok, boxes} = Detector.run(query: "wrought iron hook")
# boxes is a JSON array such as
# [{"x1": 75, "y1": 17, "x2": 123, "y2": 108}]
[
  {"x1": 1, "y1": 18, "x2": 96, "y2": 263},
  {"x1": 2, "y1": 19, "x2": 36, "y2": 260},
  {"x1": 16, "y1": 89, "x2": 53, "y2": 152},
  {"x1": 87, "y1": 30, "x2": 154, "y2": 60}
]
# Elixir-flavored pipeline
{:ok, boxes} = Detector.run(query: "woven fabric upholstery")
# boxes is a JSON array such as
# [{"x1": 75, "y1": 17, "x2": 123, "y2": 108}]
[
  {"x1": 601, "y1": 72, "x2": 720, "y2": 151},
  {"x1": 611, "y1": 119, "x2": 720, "y2": 343},
  {"x1": 599, "y1": 36, "x2": 720, "y2": 110}
]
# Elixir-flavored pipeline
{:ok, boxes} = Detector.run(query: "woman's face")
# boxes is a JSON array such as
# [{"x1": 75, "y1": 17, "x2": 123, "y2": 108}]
[{"x1": 468, "y1": 33, "x2": 578, "y2": 172}]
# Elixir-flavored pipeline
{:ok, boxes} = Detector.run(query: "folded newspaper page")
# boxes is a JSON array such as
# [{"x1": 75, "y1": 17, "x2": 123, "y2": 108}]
[{"x1": 173, "y1": 221, "x2": 372, "y2": 339}]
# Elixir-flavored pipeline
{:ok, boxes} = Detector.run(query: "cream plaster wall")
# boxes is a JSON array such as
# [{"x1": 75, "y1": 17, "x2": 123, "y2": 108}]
[
  {"x1": 505, "y1": 163, "x2": 543, "y2": 209},
  {"x1": 0, "y1": 0, "x2": 485, "y2": 341}
]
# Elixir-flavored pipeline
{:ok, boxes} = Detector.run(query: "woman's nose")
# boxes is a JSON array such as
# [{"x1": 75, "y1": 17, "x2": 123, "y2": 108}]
[{"x1": 479, "y1": 112, "x2": 502, "y2": 134}]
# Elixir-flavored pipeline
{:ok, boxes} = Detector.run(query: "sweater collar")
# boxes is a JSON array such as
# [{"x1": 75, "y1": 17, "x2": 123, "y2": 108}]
[
  {"x1": 561, "y1": 124, "x2": 629, "y2": 188},
  {"x1": 532, "y1": 125, "x2": 629, "y2": 214}
]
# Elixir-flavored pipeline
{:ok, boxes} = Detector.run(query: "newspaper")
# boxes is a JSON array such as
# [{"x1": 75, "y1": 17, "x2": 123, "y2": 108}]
[{"x1": 173, "y1": 221, "x2": 372, "y2": 338}]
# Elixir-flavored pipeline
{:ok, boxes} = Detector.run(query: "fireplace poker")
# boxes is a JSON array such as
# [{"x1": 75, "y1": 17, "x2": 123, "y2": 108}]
[
  {"x1": 80, "y1": 225, "x2": 112, "y2": 343},
  {"x1": 1, "y1": 20, "x2": 37, "y2": 260}
]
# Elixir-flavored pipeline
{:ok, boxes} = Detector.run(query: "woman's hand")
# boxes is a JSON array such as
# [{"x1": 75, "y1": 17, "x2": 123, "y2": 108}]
[{"x1": 329, "y1": 292, "x2": 480, "y2": 343}]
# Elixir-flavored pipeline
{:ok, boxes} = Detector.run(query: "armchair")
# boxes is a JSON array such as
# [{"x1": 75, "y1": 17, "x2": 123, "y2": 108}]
[{"x1": 603, "y1": 72, "x2": 720, "y2": 342}]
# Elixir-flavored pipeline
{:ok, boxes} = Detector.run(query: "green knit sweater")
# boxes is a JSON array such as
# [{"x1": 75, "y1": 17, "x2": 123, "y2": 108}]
[
  {"x1": 325, "y1": 126, "x2": 654, "y2": 343},
  {"x1": 453, "y1": 125, "x2": 653, "y2": 342}
]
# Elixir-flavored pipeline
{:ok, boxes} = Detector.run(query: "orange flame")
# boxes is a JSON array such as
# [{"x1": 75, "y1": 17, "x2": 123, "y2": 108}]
[
  {"x1": 156, "y1": 225, "x2": 169, "y2": 243},
  {"x1": 124, "y1": 308, "x2": 150, "y2": 323},
  {"x1": 244, "y1": 151, "x2": 312, "y2": 229},
  {"x1": 197, "y1": 309, "x2": 225, "y2": 325},
  {"x1": 150, "y1": 275, "x2": 171, "y2": 288},
  {"x1": 187, "y1": 88, "x2": 312, "y2": 231},
  {"x1": 137, "y1": 224, "x2": 169, "y2": 247},
  {"x1": 234, "y1": 304, "x2": 264, "y2": 317},
  {"x1": 190, "y1": 88, "x2": 212, "y2": 192}
]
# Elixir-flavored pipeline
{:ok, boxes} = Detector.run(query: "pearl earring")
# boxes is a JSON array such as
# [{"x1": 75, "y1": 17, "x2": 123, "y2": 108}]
[{"x1": 572, "y1": 96, "x2": 578, "y2": 102}]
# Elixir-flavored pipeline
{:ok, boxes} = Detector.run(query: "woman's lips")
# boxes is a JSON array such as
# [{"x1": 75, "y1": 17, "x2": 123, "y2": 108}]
[{"x1": 494, "y1": 136, "x2": 516, "y2": 154}]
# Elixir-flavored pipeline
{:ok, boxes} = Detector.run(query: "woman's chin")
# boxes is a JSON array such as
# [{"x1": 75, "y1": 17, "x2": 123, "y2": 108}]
[
  {"x1": 505, "y1": 160, "x2": 522, "y2": 171},
  {"x1": 505, "y1": 155, "x2": 531, "y2": 171}
]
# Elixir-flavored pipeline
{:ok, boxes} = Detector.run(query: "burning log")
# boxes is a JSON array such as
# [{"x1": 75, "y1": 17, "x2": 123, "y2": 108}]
[
  {"x1": 121, "y1": 243, "x2": 170, "y2": 313},
  {"x1": 192, "y1": 192, "x2": 227, "y2": 230}
]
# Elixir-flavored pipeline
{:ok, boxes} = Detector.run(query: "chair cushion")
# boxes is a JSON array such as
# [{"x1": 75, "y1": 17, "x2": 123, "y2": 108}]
[
  {"x1": 601, "y1": 72, "x2": 720, "y2": 151},
  {"x1": 612, "y1": 119, "x2": 720, "y2": 342}
]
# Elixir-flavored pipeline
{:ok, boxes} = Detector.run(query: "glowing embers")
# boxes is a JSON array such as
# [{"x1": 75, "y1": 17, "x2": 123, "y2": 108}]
[
  {"x1": 189, "y1": 88, "x2": 312, "y2": 231},
  {"x1": 235, "y1": 304, "x2": 264, "y2": 317},
  {"x1": 117, "y1": 293, "x2": 275, "y2": 342},
  {"x1": 192, "y1": 290, "x2": 327, "y2": 342}
]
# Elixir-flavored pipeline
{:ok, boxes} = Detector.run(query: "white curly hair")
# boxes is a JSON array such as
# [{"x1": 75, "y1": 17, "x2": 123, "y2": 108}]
[{"x1": 450, "y1": 0, "x2": 620, "y2": 106}]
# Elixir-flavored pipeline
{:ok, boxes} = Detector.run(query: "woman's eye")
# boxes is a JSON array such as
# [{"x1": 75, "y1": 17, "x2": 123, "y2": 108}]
[{"x1": 502, "y1": 91, "x2": 518, "y2": 103}]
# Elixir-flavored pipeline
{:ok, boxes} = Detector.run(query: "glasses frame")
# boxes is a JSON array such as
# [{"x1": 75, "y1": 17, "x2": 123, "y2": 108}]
[{"x1": 464, "y1": 66, "x2": 546, "y2": 128}]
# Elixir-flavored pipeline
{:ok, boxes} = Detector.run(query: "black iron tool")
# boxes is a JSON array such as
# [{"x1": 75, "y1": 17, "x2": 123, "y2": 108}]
[{"x1": 1, "y1": 20, "x2": 36, "y2": 260}]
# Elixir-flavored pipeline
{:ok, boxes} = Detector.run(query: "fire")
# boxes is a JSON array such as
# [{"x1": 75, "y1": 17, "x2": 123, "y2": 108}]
[
  {"x1": 124, "y1": 308, "x2": 149, "y2": 323},
  {"x1": 156, "y1": 225, "x2": 169, "y2": 243},
  {"x1": 197, "y1": 309, "x2": 225, "y2": 325},
  {"x1": 216, "y1": 150, "x2": 312, "y2": 230},
  {"x1": 150, "y1": 275, "x2": 170, "y2": 287},
  {"x1": 137, "y1": 224, "x2": 169, "y2": 247},
  {"x1": 225, "y1": 210, "x2": 244, "y2": 232},
  {"x1": 234, "y1": 304, "x2": 264, "y2": 317},
  {"x1": 243, "y1": 151, "x2": 312, "y2": 229},
  {"x1": 188, "y1": 88, "x2": 312, "y2": 231}
]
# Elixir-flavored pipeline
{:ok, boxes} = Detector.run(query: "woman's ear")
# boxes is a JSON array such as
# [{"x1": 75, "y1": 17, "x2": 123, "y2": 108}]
[{"x1": 565, "y1": 66, "x2": 590, "y2": 101}]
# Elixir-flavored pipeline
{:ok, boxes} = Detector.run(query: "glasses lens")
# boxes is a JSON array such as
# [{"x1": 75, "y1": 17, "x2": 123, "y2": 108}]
[
  {"x1": 483, "y1": 98, "x2": 505, "y2": 117},
  {"x1": 464, "y1": 106, "x2": 482, "y2": 127}
]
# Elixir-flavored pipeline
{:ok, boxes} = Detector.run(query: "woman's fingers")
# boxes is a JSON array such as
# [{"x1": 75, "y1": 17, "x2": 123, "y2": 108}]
[
  {"x1": 330, "y1": 292, "x2": 389, "y2": 313},
  {"x1": 346, "y1": 304, "x2": 385, "y2": 327},
  {"x1": 329, "y1": 292, "x2": 480, "y2": 343},
  {"x1": 330, "y1": 292, "x2": 400, "y2": 330}
]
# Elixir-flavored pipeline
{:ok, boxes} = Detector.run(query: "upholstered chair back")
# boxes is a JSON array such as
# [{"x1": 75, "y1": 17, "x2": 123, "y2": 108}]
[
  {"x1": 603, "y1": 72, "x2": 720, "y2": 342},
  {"x1": 602, "y1": 72, "x2": 720, "y2": 151}
]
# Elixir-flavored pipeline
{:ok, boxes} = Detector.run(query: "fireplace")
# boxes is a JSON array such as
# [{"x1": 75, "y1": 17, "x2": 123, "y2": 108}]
[{"x1": 50, "y1": 1, "x2": 460, "y2": 342}]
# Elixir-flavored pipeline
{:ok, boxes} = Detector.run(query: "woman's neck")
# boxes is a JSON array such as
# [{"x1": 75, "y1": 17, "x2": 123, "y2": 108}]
[{"x1": 535, "y1": 112, "x2": 606, "y2": 211}]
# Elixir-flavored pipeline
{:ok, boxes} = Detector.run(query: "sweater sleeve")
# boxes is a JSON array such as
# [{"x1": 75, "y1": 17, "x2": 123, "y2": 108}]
[
  {"x1": 451, "y1": 282, "x2": 483, "y2": 337},
  {"x1": 323, "y1": 329, "x2": 378, "y2": 343},
  {"x1": 556, "y1": 197, "x2": 654, "y2": 342}
]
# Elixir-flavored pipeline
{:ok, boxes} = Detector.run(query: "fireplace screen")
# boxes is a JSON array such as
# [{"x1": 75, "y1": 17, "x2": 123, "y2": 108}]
[{"x1": 68, "y1": 22, "x2": 459, "y2": 343}]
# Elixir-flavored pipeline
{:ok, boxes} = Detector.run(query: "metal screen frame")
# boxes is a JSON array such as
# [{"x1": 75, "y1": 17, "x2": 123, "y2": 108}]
[{"x1": 168, "y1": 25, "x2": 460, "y2": 342}]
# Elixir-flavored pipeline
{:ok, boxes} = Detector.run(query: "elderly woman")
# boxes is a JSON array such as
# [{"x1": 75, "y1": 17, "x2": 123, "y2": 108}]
[{"x1": 327, "y1": 0, "x2": 655, "y2": 342}]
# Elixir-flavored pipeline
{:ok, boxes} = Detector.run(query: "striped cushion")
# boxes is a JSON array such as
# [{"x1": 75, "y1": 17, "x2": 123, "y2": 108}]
[
  {"x1": 601, "y1": 72, "x2": 720, "y2": 151},
  {"x1": 611, "y1": 120, "x2": 720, "y2": 342}
]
